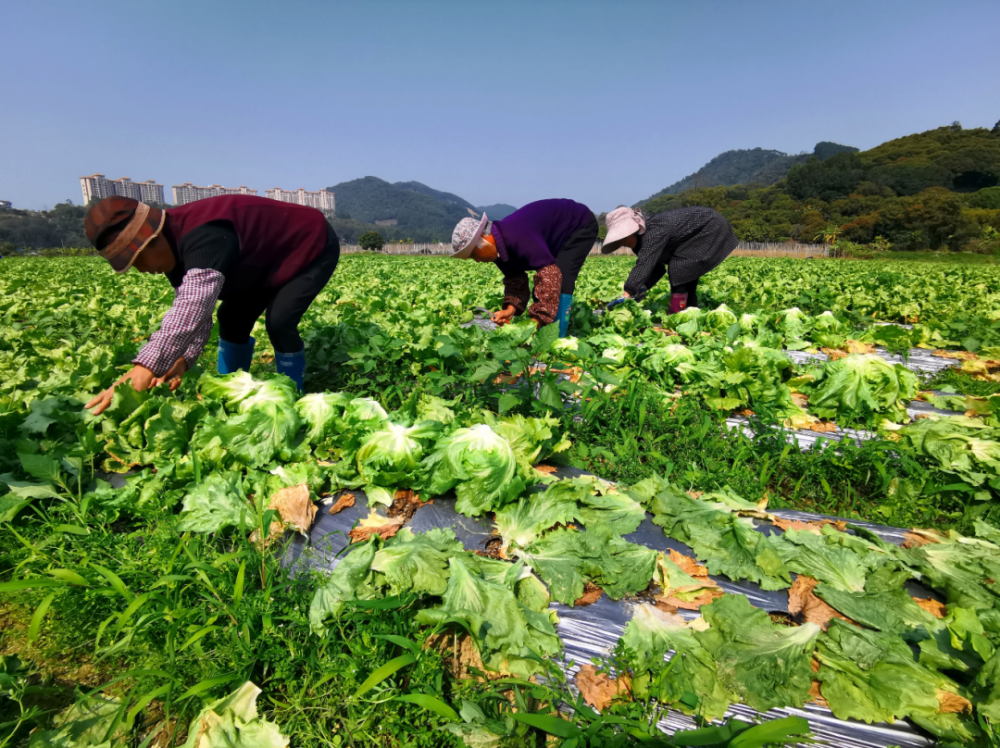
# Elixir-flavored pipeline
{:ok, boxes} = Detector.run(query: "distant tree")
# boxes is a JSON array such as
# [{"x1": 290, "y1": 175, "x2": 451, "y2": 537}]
[
  {"x1": 993, "y1": 120, "x2": 1000, "y2": 135},
  {"x1": 813, "y1": 142, "x2": 860, "y2": 161},
  {"x1": 950, "y1": 121, "x2": 962, "y2": 131},
  {"x1": 358, "y1": 231, "x2": 385, "y2": 251},
  {"x1": 786, "y1": 152, "x2": 865, "y2": 201}
]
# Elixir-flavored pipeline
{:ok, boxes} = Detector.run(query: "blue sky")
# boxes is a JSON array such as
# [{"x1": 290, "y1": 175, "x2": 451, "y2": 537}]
[{"x1": 2, "y1": 0, "x2": 998, "y2": 212}]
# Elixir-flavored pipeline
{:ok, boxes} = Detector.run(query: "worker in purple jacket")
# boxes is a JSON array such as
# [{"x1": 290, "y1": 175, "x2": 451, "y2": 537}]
[
  {"x1": 82, "y1": 195, "x2": 339, "y2": 414},
  {"x1": 450, "y1": 199, "x2": 598, "y2": 337}
]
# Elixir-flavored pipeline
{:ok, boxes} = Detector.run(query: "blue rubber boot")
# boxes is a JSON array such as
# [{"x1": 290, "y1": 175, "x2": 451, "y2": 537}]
[
  {"x1": 275, "y1": 348, "x2": 306, "y2": 391},
  {"x1": 556, "y1": 294, "x2": 573, "y2": 337},
  {"x1": 217, "y1": 336, "x2": 255, "y2": 374}
]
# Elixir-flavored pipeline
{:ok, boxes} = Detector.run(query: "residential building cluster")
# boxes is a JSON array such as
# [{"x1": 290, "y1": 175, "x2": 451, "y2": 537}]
[
  {"x1": 0, "y1": 200, "x2": 12, "y2": 209},
  {"x1": 78, "y1": 174, "x2": 335, "y2": 213},
  {"x1": 265, "y1": 187, "x2": 336, "y2": 212},
  {"x1": 80, "y1": 175, "x2": 165, "y2": 205},
  {"x1": 172, "y1": 183, "x2": 258, "y2": 206}
]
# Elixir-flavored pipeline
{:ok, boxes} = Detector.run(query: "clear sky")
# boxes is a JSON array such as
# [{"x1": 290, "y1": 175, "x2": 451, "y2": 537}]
[{"x1": 2, "y1": 0, "x2": 998, "y2": 213}]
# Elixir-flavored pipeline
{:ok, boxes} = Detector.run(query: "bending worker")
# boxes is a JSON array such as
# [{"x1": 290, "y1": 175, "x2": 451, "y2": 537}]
[
  {"x1": 83, "y1": 194, "x2": 339, "y2": 414},
  {"x1": 603, "y1": 206, "x2": 737, "y2": 313},
  {"x1": 450, "y1": 199, "x2": 598, "y2": 337}
]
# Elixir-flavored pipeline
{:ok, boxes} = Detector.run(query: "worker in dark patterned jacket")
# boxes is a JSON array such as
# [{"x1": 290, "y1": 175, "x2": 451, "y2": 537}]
[
  {"x1": 82, "y1": 195, "x2": 339, "y2": 414},
  {"x1": 603, "y1": 206, "x2": 737, "y2": 313},
  {"x1": 450, "y1": 199, "x2": 598, "y2": 337}
]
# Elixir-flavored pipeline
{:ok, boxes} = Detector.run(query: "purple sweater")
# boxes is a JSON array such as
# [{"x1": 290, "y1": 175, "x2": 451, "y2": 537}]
[{"x1": 491, "y1": 199, "x2": 594, "y2": 274}]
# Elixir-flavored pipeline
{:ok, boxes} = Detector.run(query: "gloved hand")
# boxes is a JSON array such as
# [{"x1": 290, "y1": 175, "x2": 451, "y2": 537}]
[{"x1": 606, "y1": 296, "x2": 629, "y2": 309}]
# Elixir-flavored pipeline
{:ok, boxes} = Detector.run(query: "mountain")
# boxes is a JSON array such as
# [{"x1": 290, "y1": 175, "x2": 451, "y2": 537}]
[
  {"x1": 637, "y1": 142, "x2": 858, "y2": 205},
  {"x1": 325, "y1": 177, "x2": 481, "y2": 240},
  {"x1": 476, "y1": 204, "x2": 517, "y2": 220},
  {"x1": 638, "y1": 123, "x2": 1000, "y2": 252}
]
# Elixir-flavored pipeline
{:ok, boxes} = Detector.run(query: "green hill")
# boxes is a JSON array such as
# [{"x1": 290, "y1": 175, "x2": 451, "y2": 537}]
[
  {"x1": 640, "y1": 124, "x2": 1000, "y2": 252},
  {"x1": 638, "y1": 142, "x2": 858, "y2": 205},
  {"x1": 326, "y1": 177, "x2": 479, "y2": 240},
  {"x1": 476, "y1": 204, "x2": 517, "y2": 220}
]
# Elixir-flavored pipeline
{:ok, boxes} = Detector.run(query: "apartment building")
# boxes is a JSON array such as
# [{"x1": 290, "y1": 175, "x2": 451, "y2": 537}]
[
  {"x1": 172, "y1": 183, "x2": 258, "y2": 206},
  {"x1": 264, "y1": 187, "x2": 336, "y2": 213},
  {"x1": 80, "y1": 175, "x2": 165, "y2": 205}
]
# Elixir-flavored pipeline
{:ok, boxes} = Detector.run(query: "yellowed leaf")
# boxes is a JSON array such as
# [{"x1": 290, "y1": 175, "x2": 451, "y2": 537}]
[
  {"x1": 913, "y1": 597, "x2": 947, "y2": 619},
  {"x1": 902, "y1": 529, "x2": 945, "y2": 549},
  {"x1": 936, "y1": 689, "x2": 972, "y2": 714},
  {"x1": 773, "y1": 518, "x2": 847, "y2": 535},
  {"x1": 534, "y1": 464, "x2": 559, "y2": 475}
]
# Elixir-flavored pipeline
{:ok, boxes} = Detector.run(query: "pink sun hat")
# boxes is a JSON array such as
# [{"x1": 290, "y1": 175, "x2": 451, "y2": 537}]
[
  {"x1": 450, "y1": 213, "x2": 489, "y2": 259},
  {"x1": 601, "y1": 206, "x2": 646, "y2": 254}
]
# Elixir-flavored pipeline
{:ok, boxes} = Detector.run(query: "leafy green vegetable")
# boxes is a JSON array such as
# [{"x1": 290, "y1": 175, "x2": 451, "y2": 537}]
[
  {"x1": 808, "y1": 353, "x2": 919, "y2": 422},
  {"x1": 697, "y1": 594, "x2": 820, "y2": 712},
  {"x1": 420, "y1": 424, "x2": 523, "y2": 516}
]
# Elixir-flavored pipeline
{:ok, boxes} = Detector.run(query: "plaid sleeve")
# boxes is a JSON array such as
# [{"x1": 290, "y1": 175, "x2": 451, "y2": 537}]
[
  {"x1": 527, "y1": 264, "x2": 562, "y2": 327},
  {"x1": 133, "y1": 268, "x2": 224, "y2": 376}
]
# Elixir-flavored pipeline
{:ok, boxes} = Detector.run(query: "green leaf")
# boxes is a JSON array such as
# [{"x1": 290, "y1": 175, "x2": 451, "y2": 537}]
[
  {"x1": 537, "y1": 381, "x2": 563, "y2": 410},
  {"x1": 532, "y1": 323, "x2": 560, "y2": 355},
  {"x1": 508, "y1": 712, "x2": 582, "y2": 738},
  {"x1": 373, "y1": 634, "x2": 421, "y2": 656},
  {"x1": 48, "y1": 569, "x2": 90, "y2": 586},
  {"x1": 233, "y1": 561, "x2": 246, "y2": 608},
  {"x1": 353, "y1": 654, "x2": 416, "y2": 699},
  {"x1": 498, "y1": 393, "x2": 521, "y2": 414},
  {"x1": 393, "y1": 694, "x2": 459, "y2": 721},
  {"x1": 0, "y1": 494, "x2": 32, "y2": 523},
  {"x1": 27, "y1": 593, "x2": 56, "y2": 644}
]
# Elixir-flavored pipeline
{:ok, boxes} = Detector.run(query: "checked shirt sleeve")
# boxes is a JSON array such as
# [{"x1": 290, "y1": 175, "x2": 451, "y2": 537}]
[
  {"x1": 133, "y1": 268, "x2": 224, "y2": 376},
  {"x1": 623, "y1": 212, "x2": 672, "y2": 299}
]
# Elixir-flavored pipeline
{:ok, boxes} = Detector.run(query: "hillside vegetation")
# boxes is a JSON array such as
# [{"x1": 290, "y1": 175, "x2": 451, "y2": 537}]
[
  {"x1": 326, "y1": 176, "x2": 479, "y2": 240},
  {"x1": 642, "y1": 124, "x2": 1000, "y2": 252},
  {"x1": 639, "y1": 142, "x2": 858, "y2": 202}
]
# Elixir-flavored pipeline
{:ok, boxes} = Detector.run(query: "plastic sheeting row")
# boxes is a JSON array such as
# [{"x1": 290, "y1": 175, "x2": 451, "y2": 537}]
[{"x1": 282, "y1": 465, "x2": 937, "y2": 748}]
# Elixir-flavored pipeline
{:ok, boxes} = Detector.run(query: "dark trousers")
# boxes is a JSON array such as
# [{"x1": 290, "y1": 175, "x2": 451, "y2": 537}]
[
  {"x1": 646, "y1": 263, "x2": 699, "y2": 307},
  {"x1": 554, "y1": 216, "x2": 599, "y2": 295},
  {"x1": 217, "y1": 223, "x2": 340, "y2": 353}
]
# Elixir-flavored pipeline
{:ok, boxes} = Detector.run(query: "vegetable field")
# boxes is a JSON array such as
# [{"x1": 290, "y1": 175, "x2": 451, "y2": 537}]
[{"x1": 3, "y1": 254, "x2": 1000, "y2": 747}]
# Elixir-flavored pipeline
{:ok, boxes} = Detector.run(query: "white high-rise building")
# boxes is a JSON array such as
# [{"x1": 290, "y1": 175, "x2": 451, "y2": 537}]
[
  {"x1": 265, "y1": 187, "x2": 336, "y2": 213},
  {"x1": 172, "y1": 183, "x2": 258, "y2": 206},
  {"x1": 80, "y1": 175, "x2": 165, "y2": 205}
]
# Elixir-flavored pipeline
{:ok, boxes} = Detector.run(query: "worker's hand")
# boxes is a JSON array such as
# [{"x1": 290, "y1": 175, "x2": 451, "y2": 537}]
[
  {"x1": 152, "y1": 358, "x2": 189, "y2": 392},
  {"x1": 491, "y1": 306, "x2": 516, "y2": 327},
  {"x1": 85, "y1": 365, "x2": 156, "y2": 416},
  {"x1": 606, "y1": 296, "x2": 629, "y2": 309}
]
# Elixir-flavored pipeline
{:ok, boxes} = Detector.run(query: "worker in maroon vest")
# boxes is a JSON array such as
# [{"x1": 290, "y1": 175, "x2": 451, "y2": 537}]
[{"x1": 82, "y1": 195, "x2": 339, "y2": 414}]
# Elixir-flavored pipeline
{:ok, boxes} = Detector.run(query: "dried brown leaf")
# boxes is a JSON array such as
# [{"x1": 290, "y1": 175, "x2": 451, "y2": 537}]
[
  {"x1": 657, "y1": 588, "x2": 724, "y2": 611},
  {"x1": 574, "y1": 583, "x2": 604, "y2": 607},
  {"x1": 902, "y1": 529, "x2": 945, "y2": 549},
  {"x1": 249, "y1": 520, "x2": 285, "y2": 550},
  {"x1": 772, "y1": 518, "x2": 847, "y2": 535},
  {"x1": 328, "y1": 492, "x2": 356, "y2": 515},
  {"x1": 686, "y1": 490, "x2": 704, "y2": 500},
  {"x1": 787, "y1": 576, "x2": 852, "y2": 630},
  {"x1": 791, "y1": 392, "x2": 810, "y2": 408},
  {"x1": 576, "y1": 664, "x2": 630, "y2": 711},
  {"x1": 348, "y1": 510, "x2": 405, "y2": 543},
  {"x1": 913, "y1": 597, "x2": 947, "y2": 619},
  {"x1": 387, "y1": 489, "x2": 428, "y2": 522},
  {"x1": 534, "y1": 464, "x2": 559, "y2": 475},
  {"x1": 269, "y1": 483, "x2": 316, "y2": 534},
  {"x1": 668, "y1": 549, "x2": 708, "y2": 577}
]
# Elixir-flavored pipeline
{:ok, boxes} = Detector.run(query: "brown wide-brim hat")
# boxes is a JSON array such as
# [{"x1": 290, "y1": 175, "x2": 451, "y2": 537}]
[{"x1": 84, "y1": 196, "x2": 165, "y2": 273}]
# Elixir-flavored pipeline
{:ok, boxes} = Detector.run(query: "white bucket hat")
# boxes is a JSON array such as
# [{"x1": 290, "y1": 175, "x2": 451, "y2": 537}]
[
  {"x1": 601, "y1": 206, "x2": 646, "y2": 254},
  {"x1": 450, "y1": 214, "x2": 489, "y2": 259}
]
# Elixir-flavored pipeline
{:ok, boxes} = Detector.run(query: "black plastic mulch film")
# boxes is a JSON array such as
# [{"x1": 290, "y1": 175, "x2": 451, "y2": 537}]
[
  {"x1": 283, "y1": 317, "x2": 958, "y2": 747},
  {"x1": 283, "y1": 465, "x2": 938, "y2": 748}
]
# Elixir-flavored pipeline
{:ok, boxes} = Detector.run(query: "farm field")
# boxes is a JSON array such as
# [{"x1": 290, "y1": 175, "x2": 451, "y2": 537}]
[{"x1": 3, "y1": 254, "x2": 1000, "y2": 746}]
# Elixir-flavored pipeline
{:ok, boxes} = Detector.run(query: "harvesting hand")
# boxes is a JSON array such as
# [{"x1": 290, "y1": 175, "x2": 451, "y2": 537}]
[
  {"x1": 152, "y1": 357, "x2": 189, "y2": 391},
  {"x1": 606, "y1": 295, "x2": 629, "y2": 309},
  {"x1": 491, "y1": 306, "x2": 516, "y2": 326},
  {"x1": 85, "y1": 364, "x2": 156, "y2": 415}
]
